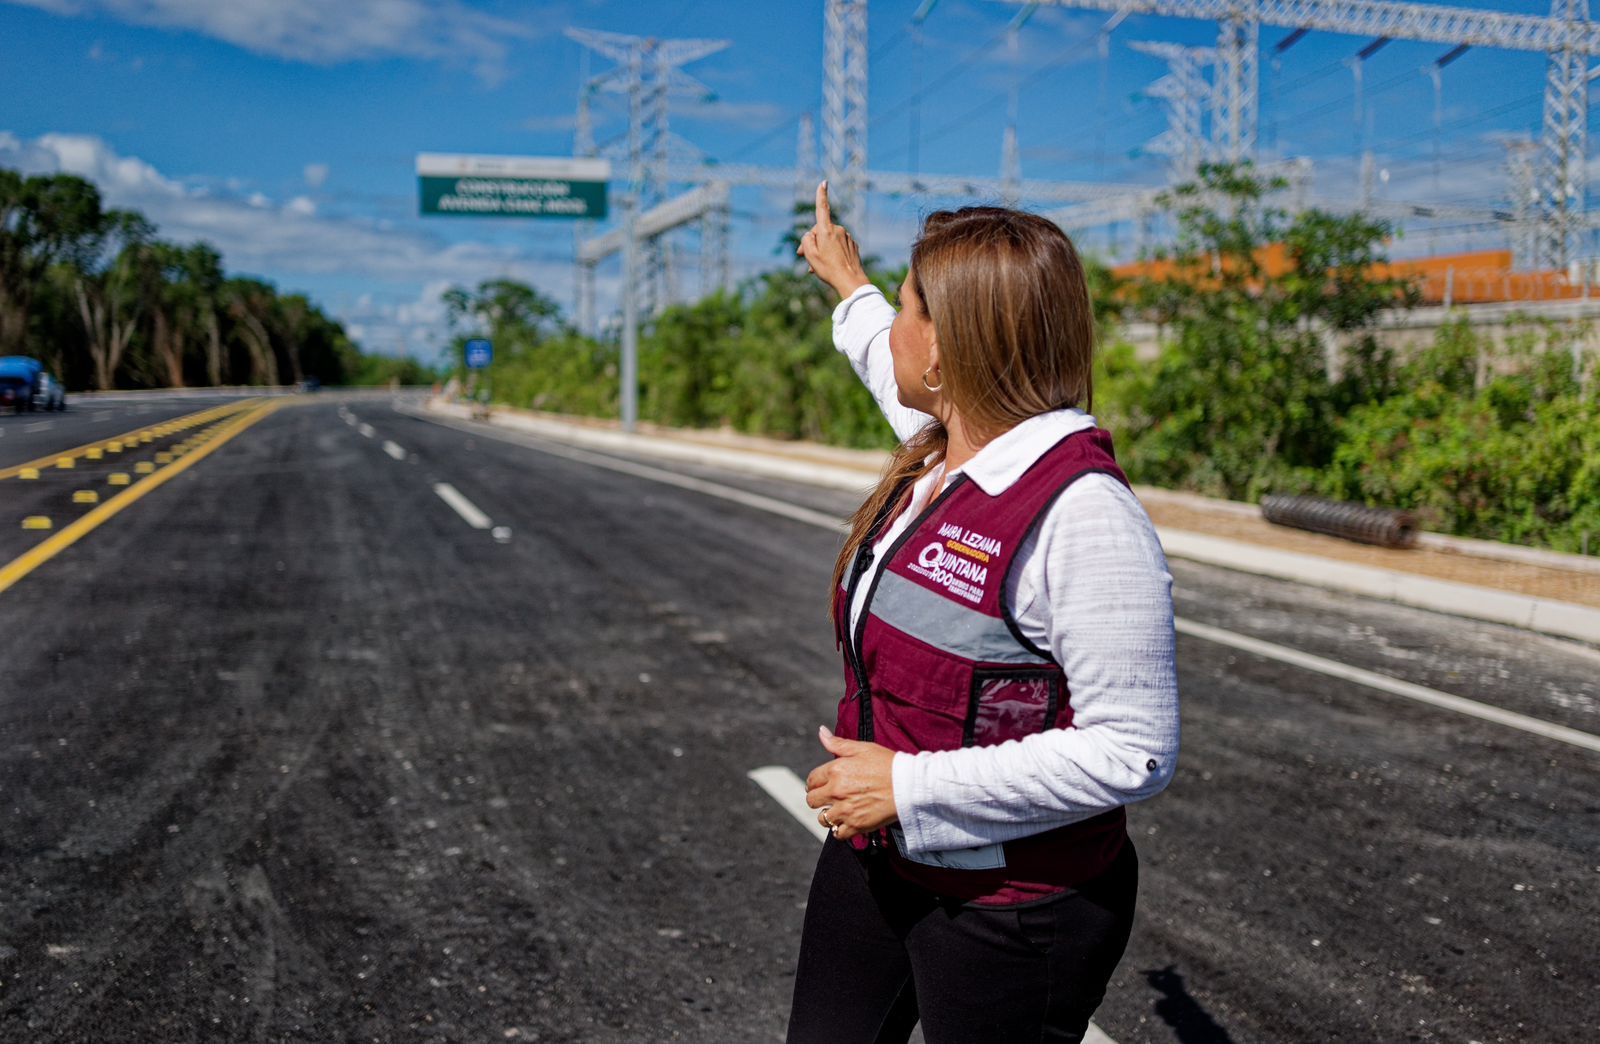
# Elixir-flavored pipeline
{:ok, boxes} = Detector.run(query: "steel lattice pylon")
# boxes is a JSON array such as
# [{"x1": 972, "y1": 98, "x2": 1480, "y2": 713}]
[
  {"x1": 824, "y1": 0, "x2": 869, "y2": 222},
  {"x1": 566, "y1": 28, "x2": 729, "y2": 323},
  {"x1": 1539, "y1": 0, "x2": 1589, "y2": 268},
  {"x1": 1132, "y1": 40, "x2": 1216, "y2": 180},
  {"x1": 1015, "y1": 0, "x2": 1600, "y2": 265},
  {"x1": 1214, "y1": 10, "x2": 1260, "y2": 160},
  {"x1": 1506, "y1": 138, "x2": 1540, "y2": 267}
]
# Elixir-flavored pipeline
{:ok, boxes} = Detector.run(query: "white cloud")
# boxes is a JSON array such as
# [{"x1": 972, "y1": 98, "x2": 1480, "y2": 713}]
[
  {"x1": 6, "y1": 0, "x2": 539, "y2": 82},
  {"x1": 303, "y1": 162, "x2": 329, "y2": 188},
  {"x1": 0, "y1": 130, "x2": 581, "y2": 358}
]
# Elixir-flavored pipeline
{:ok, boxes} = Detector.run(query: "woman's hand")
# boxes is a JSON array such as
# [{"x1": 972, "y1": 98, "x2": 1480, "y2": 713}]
[
  {"x1": 805, "y1": 726, "x2": 898, "y2": 842},
  {"x1": 797, "y1": 181, "x2": 871, "y2": 301}
]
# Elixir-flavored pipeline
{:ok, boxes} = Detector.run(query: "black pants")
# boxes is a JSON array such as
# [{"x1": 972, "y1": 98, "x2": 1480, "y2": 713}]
[{"x1": 787, "y1": 836, "x2": 1138, "y2": 1044}]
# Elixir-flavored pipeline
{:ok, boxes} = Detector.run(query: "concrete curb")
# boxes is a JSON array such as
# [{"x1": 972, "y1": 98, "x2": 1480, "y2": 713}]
[
  {"x1": 1158, "y1": 532, "x2": 1600, "y2": 647},
  {"x1": 426, "y1": 400, "x2": 1600, "y2": 646}
]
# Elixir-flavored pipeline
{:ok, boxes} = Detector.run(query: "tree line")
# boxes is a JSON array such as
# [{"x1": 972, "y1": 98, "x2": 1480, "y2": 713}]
[
  {"x1": 0, "y1": 166, "x2": 426, "y2": 390},
  {"x1": 439, "y1": 166, "x2": 1597, "y2": 556}
]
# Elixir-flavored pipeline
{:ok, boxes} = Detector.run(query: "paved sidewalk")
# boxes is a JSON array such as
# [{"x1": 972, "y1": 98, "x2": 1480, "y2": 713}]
[{"x1": 427, "y1": 400, "x2": 1600, "y2": 644}]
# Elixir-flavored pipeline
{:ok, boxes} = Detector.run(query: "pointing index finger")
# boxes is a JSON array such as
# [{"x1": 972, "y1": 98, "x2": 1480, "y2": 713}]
[{"x1": 815, "y1": 180, "x2": 832, "y2": 228}]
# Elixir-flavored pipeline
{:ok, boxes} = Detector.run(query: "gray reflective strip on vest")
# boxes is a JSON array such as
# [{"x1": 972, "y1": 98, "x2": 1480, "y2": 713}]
[{"x1": 870, "y1": 571, "x2": 1050, "y2": 665}]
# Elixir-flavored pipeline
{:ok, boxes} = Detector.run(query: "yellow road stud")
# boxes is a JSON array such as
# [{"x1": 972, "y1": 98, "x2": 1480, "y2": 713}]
[
  {"x1": 108, "y1": 441, "x2": 123, "y2": 452},
  {"x1": 155, "y1": 451, "x2": 173, "y2": 464},
  {"x1": 86, "y1": 448, "x2": 103, "y2": 460},
  {"x1": 73, "y1": 490, "x2": 99, "y2": 505},
  {"x1": 108, "y1": 473, "x2": 130, "y2": 486},
  {"x1": 56, "y1": 457, "x2": 74, "y2": 469},
  {"x1": 135, "y1": 461, "x2": 155, "y2": 474},
  {"x1": 21, "y1": 516, "x2": 51, "y2": 530},
  {"x1": 18, "y1": 467, "x2": 39, "y2": 480},
  {"x1": 140, "y1": 433, "x2": 153, "y2": 443}
]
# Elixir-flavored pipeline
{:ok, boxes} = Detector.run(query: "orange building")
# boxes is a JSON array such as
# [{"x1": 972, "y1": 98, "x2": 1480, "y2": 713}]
[{"x1": 1113, "y1": 247, "x2": 1597, "y2": 305}]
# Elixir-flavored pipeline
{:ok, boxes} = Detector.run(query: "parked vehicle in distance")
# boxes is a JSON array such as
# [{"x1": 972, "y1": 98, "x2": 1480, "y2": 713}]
[
  {"x1": 34, "y1": 372, "x2": 66, "y2": 411},
  {"x1": 0, "y1": 356, "x2": 66, "y2": 413}
]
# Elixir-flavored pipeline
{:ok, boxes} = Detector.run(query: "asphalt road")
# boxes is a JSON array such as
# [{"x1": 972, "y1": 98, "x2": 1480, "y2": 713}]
[{"x1": 1, "y1": 396, "x2": 1595, "y2": 1042}]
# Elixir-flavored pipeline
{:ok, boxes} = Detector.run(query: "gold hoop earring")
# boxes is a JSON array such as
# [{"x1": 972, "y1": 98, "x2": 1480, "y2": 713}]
[{"x1": 920, "y1": 367, "x2": 943, "y2": 393}]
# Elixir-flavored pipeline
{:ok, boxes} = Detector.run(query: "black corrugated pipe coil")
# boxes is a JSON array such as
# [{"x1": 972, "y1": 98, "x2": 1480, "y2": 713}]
[{"x1": 1260, "y1": 494, "x2": 1417, "y2": 549}]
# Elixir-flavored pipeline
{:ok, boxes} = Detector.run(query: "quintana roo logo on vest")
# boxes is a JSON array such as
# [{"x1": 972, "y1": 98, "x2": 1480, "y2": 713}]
[{"x1": 908, "y1": 521, "x2": 1004, "y2": 605}]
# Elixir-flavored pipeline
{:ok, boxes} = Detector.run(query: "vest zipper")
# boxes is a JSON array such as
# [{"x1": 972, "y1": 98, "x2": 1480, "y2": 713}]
[
  {"x1": 845, "y1": 474, "x2": 967, "y2": 853},
  {"x1": 847, "y1": 474, "x2": 971, "y2": 746}
]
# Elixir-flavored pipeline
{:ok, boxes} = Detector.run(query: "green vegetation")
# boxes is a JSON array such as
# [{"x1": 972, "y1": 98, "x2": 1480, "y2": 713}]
[
  {"x1": 1323, "y1": 319, "x2": 1599, "y2": 553},
  {"x1": 440, "y1": 164, "x2": 1596, "y2": 556},
  {"x1": 442, "y1": 267, "x2": 900, "y2": 449},
  {"x1": 0, "y1": 166, "x2": 420, "y2": 389},
  {"x1": 1098, "y1": 163, "x2": 1596, "y2": 555}
]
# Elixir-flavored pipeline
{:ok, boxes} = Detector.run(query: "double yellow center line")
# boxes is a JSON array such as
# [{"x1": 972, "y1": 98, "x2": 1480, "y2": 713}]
[
  {"x1": 0, "y1": 398, "x2": 262, "y2": 482},
  {"x1": 0, "y1": 399, "x2": 284, "y2": 597}
]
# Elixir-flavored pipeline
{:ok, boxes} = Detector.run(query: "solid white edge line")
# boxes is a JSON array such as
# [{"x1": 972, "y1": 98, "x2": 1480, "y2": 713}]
[
  {"x1": 432, "y1": 482, "x2": 492, "y2": 530},
  {"x1": 405, "y1": 405, "x2": 1600, "y2": 753},
  {"x1": 382, "y1": 440, "x2": 405, "y2": 460},
  {"x1": 746, "y1": 765, "x2": 1121, "y2": 1044},
  {"x1": 747, "y1": 766, "x2": 828, "y2": 842},
  {"x1": 1175, "y1": 618, "x2": 1600, "y2": 754}
]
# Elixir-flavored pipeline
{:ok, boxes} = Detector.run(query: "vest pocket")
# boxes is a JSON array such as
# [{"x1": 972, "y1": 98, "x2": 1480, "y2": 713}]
[{"x1": 964, "y1": 668, "x2": 1060, "y2": 747}]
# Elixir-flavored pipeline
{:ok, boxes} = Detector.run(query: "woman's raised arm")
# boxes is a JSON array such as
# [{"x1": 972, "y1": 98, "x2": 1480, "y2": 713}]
[{"x1": 800, "y1": 181, "x2": 932, "y2": 441}]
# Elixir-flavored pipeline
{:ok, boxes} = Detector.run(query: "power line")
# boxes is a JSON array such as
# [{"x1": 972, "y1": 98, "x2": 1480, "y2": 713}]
[
  {"x1": 1277, "y1": 63, "x2": 1423, "y2": 126},
  {"x1": 868, "y1": 22, "x2": 1017, "y2": 132},
  {"x1": 720, "y1": 111, "x2": 811, "y2": 163},
  {"x1": 909, "y1": 30, "x2": 1106, "y2": 157}
]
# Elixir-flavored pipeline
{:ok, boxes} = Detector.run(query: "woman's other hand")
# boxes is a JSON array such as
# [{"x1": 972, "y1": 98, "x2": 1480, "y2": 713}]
[
  {"x1": 805, "y1": 726, "x2": 897, "y2": 841},
  {"x1": 797, "y1": 181, "x2": 871, "y2": 301}
]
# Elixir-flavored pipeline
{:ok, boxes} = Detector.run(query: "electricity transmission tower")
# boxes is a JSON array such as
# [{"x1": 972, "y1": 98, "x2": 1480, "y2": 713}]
[
  {"x1": 824, "y1": 0, "x2": 870, "y2": 223},
  {"x1": 1507, "y1": 138, "x2": 1541, "y2": 268},
  {"x1": 566, "y1": 28, "x2": 730, "y2": 327},
  {"x1": 1013, "y1": 0, "x2": 1600, "y2": 268},
  {"x1": 1131, "y1": 40, "x2": 1215, "y2": 182}
]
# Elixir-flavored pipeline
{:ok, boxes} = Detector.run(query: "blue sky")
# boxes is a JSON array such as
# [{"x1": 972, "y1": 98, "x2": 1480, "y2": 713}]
[{"x1": 0, "y1": 0, "x2": 1575, "y2": 359}]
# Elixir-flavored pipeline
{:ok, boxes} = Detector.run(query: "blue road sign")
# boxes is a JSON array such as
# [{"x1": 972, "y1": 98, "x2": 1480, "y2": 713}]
[{"x1": 465, "y1": 339, "x2": 493, "y2": 369}]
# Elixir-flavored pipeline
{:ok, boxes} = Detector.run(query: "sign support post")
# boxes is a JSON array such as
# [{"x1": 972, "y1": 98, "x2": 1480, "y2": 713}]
[{"x1": 620, "y1": 195, "x2": 639, "y2": 433}]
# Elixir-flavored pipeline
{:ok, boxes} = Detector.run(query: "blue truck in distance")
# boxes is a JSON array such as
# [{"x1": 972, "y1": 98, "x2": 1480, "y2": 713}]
[{"x1": 0, "y1": 357, "x2": 66, "y2": 413}]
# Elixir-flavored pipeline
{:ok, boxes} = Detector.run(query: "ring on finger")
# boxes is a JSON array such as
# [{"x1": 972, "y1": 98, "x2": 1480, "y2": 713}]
[{"x1": 818, "y1": 805, "x2": 835, "y2": 829}]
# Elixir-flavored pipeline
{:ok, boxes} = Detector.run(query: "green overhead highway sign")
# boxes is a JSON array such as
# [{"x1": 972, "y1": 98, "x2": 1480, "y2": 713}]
[{"x1": 416, "y1": 154, "x2": 610, "y2": 219}]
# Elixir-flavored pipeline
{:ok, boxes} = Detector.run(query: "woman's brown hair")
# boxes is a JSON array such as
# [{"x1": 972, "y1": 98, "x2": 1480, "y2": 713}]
[{"x1": 830, "y1": 207, "x2": 1096, "y2": 620}]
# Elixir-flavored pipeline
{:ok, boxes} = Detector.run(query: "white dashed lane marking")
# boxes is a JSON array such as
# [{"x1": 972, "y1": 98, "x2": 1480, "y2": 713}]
[
  {"x1": 432, "y1": 482, "x2": 492, "y2": 530},
  {"x1": 382, "y1": 440, "x2": 405, "y2": 461},
  {"x1": 747, "y1": 766, "x2": 827, "y2": 842}
]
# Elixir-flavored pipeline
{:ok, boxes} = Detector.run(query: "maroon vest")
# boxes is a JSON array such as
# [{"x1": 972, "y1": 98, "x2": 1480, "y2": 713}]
[{"x1": 834, "y1": 427, "x2": 1130, "y2": 907}]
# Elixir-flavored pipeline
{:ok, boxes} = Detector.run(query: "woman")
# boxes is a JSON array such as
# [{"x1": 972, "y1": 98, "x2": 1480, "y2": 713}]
[{"x1": 789, "y1": 184, "x2": 1180, "y2": 1044}]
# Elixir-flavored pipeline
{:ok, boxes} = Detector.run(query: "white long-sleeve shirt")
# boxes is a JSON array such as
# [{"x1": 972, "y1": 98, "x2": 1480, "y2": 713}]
[{"x1": 833, "y1": 283, "x2": 1180, "y2": 855}]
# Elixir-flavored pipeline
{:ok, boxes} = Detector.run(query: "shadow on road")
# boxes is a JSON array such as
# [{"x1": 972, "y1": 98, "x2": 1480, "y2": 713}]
[{"x1": 1143, "y1": 965, "x2": 1236, "y2": 1044}]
